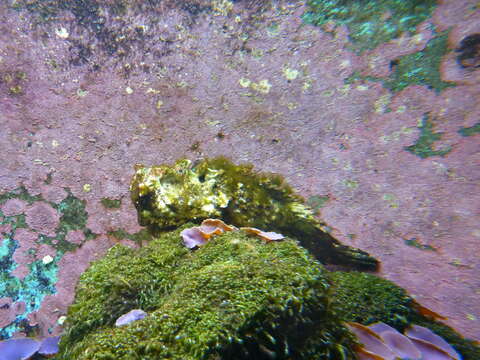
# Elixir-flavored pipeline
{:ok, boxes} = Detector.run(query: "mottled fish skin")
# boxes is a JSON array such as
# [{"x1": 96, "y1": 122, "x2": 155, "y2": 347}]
[{"x1": 131, "y1": 157, "x2": 379, "y2": 271}]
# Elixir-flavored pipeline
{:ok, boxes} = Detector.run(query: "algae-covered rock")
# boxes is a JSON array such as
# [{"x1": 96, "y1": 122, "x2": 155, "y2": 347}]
[
  {"x1": 56, "y1": 225, "x2": 355, "y2": 359},
  {"x1": 331, "y1": 271, "x2": 480, "y2": 360},
  {"x1": 130, "y1": 157, "x2": 379, "y2": 270}
]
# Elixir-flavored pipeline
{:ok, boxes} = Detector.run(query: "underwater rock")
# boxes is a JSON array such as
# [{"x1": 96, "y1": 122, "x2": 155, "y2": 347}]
[
  {"x1": 115, "y1": 309, "x2": 148, "y2": 327},
  {"x1": 130, "y1": 157, "x2": 379, "y2": 270},
  {"x1": 55, "y1": 225, "x2": 354, "y2": 359}
]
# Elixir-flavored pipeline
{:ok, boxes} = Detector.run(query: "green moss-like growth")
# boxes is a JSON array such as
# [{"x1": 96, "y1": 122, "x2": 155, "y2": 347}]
[
  {"x1": 405, "y1": 113, "x2": 452, "y2": 159},
  {"x1": 331, "y1": 271, "x2": 480, "y2": 360},
  {"x1": 385, "y1": 32, "x2": 456, "y2": 94},
  {"x1": 458, "y1": 122, "x2": 480, "y2": 137},
  {"x1": 57, "y1": 225, "x2": 354, "y2": 359},
  {"x1": 130, "y1": 157, "x2": 379, "y2": 270},
  {"x1": 302, "y1": 0, "x2": 437, "y2": 53},
  {"x1": 107, "y1": 228, "x2": 151, "y2": 246},
  {"x1": 331, "y1": 271, "x2": 414, "y2": 328},
  {"x1": 101, "y1": 197, "x2": 122, "y2": 209}
]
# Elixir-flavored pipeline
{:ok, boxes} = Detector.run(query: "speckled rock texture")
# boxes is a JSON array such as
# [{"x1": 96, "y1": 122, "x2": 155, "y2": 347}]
[{"x1": 0, "y1": 0, "x2": 479, "y2": 342}]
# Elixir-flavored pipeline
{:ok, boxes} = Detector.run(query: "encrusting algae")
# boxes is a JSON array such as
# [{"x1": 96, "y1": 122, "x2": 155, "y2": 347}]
[
  {"x1": 130, "y1": 157, "x2": 379, "y2": 271},
  {"x1": 49, "y1": 157, "x2": 480, "y2": 359}
]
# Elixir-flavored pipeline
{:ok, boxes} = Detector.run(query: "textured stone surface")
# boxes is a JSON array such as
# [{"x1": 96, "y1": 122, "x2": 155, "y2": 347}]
[{"x1": 0, "y1": 0, "x2": 478, "y2": 341}]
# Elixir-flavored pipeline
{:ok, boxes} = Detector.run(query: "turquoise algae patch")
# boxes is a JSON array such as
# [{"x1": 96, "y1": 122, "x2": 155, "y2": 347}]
[
  {"x1": 0, "y1": 187, "x2": 93, "y2": 339},
  {"x1": 0, "y1": 211, "x2": 57, "y2": 339},
  {"x1": 384, "y1": 31, "x2": 456, "y2": 94},
  {"x1": 302, "y1": 0, "x2": 437, "y2": 53},
  {"x1": 345, "y1": 31, "x2": 456, "y2": 94}
]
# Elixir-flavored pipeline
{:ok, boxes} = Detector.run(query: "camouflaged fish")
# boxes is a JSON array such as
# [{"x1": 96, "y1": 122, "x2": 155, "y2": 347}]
[{"x1": 130, "y1": 157, "x2": 379, "y2": 270}]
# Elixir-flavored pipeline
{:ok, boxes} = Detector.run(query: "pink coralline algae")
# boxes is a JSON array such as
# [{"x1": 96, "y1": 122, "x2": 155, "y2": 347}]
[
  {"x1": 1, "y1": 198, "x2": 27, "y2": 216},
  {"x1": 25, "y1": 202, "x2": 60, "y2": 237},
  {"x1": 347, "y1": 322, "x2": 462, "y2": 360},
  {"x1": 180, "y1": 219, "x2": 285, "y2": 249}
]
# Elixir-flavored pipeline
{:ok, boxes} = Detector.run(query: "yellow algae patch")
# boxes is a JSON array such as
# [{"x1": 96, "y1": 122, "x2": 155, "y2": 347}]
[
  {"x1": 239, "y1": 78, "x2": 272, "y2": 94},
  {"x1": 374, "y1": 93, "x2": 392, "y2": 114},
  {"x1": 282, "y1": 67, "x2": 300, "y2": 81},
  {"x1": 239, "y1": 78, "x2": 251, "y2": 88},
  {"x1": 251, "y1": 79, "x2": 272, "y2": 94},
  {"x1": 212, "y1": 0, "x2": 233, "y2": 16}
]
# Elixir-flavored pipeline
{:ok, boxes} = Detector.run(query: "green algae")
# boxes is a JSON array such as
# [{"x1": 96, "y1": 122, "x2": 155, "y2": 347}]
[
  {"x1": 107, "y1": 228, "x2": 150, "y2": 246},
  {"x1": 404, "y1": 237, "x2": 436, "y2": 251},
  {"x1": 405, "y1": 114, "x2": 452, "y2": 159},
  {"x1": 302, "y1": 0, "x2": 437, "y2": 53},
  {"x1": 130, "y1": 157, "x2": 379, "y2": 270},
  {"x1": 57, "y1": 229, "x2": 480, "y2": 359},
  {"x1": 42, "y1": 190, "x2": 95, "y2": 252},
  {"x1": 331, "y1": 271, "x2": 480, "y2": 360},
  {"x1": 345, "y1": 32, "x2": 456, "y2": 94},
  {"x1": 57, "y1": 225, "x2": 354, "y2": 359},
  {"x1": 384, "y1": 31, "x2": 456, "y2": 94},
  {"x1": 56, "y1": 191, "x2": 89, "y2": 233},
  {"x1": 101, "y1": 197, "x2": 122, "y2": 209},
  {"x1": 458, "y1": 122, "x2": 480, "y2": 137},
  {"x1": 331, "y1": 271, "x2": 412, "y2": 328},
  {"x1": 0, "y1": 186, "x2": 42, "y2": 206}
]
